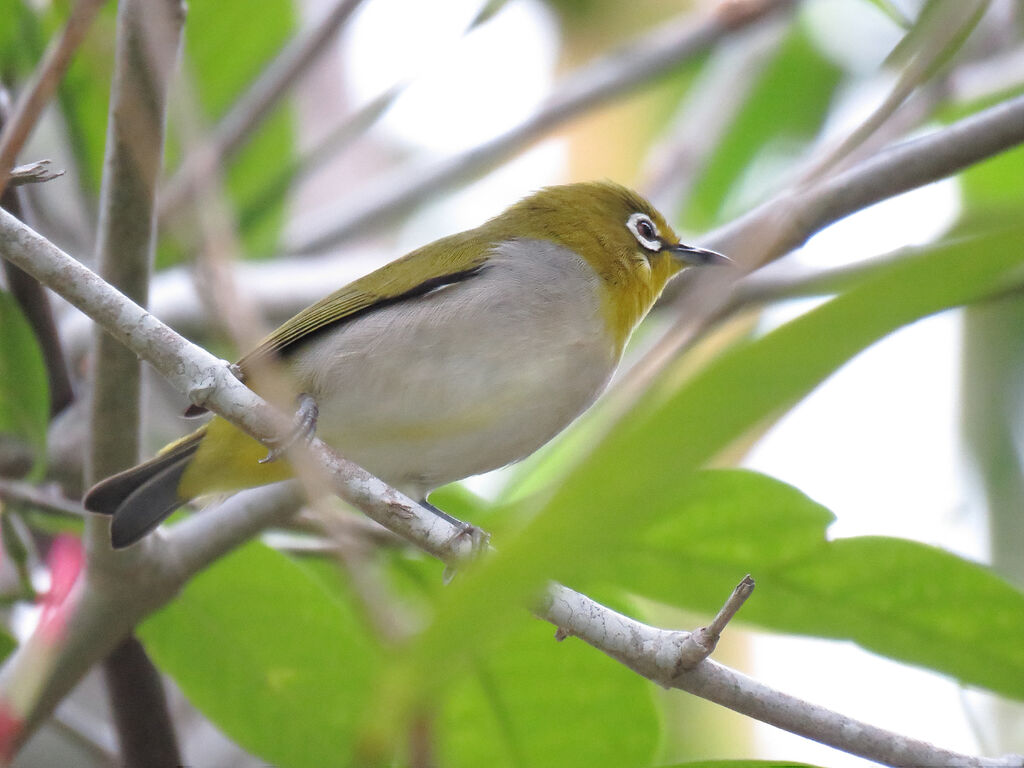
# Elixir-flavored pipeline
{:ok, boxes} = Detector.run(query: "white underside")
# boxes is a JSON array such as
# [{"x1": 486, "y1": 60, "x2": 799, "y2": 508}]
[{"x1": 287, "y1": 239, "x2": 617, "y2": 500}]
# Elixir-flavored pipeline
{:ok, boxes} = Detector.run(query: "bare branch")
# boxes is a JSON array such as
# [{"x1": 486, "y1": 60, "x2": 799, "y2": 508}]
[
  {"x1": 286, "y1": 0, "x2": 798, "y2": 255},
  {"x1": 677, "y1": 573, "x2": 756, "y2": 667},
  {"x1": 0, "y1": 0, "x2": 106, "y2": 198},
  {"x1": 8, "y1": 160, "x2": 64, "y2": 187},
  {"x1": 0, "y1": 479, "x2": 85, "y2": 519}
]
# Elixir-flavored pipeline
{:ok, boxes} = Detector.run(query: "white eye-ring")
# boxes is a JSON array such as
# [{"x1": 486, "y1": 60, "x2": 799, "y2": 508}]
[{"x1": 626, "y1": 212, "x2": 661, "y2": 252}]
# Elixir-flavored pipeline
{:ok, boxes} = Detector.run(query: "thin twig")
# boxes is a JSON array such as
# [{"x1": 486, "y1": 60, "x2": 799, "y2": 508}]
[
  {"x1": 286, "y1": 0, "x2": 798, "y2": 255},
  {"x1": 8, "y1": 160, "x2": 64, "y2": 187},
  {"x1": 0, "y1": 0, "x2": 106, "y2": 198},
  {"x1": 678, "y1": 574, "x2": 756, "y2": 667},
  {"x1": 158, "y1": 0, "x2": 368, "y2": 220},
  {"x1": 0, "y1": 480, "x2": 84, "y2": 519}
]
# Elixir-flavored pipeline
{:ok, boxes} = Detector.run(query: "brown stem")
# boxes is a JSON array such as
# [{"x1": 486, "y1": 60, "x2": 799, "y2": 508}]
[
  {"x1": 102, "y1": 636, "x2": 181, "y2": 768},
  {"x1": 0, "y1": 167, "x2": 74, "y2": 415}
]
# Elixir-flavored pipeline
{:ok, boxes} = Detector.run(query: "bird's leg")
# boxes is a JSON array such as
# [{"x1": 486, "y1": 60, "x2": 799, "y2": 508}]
[{"x1": 259, "y1": 393, "x2": 319, "y2": 464}]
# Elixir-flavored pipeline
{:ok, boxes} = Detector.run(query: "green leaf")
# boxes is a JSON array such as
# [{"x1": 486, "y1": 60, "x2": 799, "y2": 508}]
[
  {"x1": 773, "y1": 537, "x2": 1024, "y2": 699},
  {"x1": 139, "y1": 541, "x2": 378, "y2": 768},
  {"x1": 0, "y1": 630, "x2": 16, "y2": 663},
  {"x1": 662, "y1": 762, "x2": 824, "y2": 768},
  {"x1": 0, "y1": 292, "x2": 49, "y2": 471},
  {"x1": 682, "y1": 18, "x2": 841, "y2": 230},
  {"x1": 606, "y1": 470, "x2": 834, "y2": 616},
  {"x1": 959, "y1": 142, "x2": 1024, "y2": 215},
  {"x1": 395, "y1": 225, "x2": 1024, "y2": 704},
  {"x1": 884, "y1": 0, "x2": 987, "y2": 78},
  {"x1": 440, "y1": 616, "x2": 659, "y2": 768}
]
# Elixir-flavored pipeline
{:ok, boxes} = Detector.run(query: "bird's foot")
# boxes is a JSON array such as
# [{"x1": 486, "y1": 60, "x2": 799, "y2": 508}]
[
  {"x1": 420, "y1": 500, "x2": 490, "y2": 583},
  {"x1": 260, "y1": 393, "x2": 319, "y2": 464}
]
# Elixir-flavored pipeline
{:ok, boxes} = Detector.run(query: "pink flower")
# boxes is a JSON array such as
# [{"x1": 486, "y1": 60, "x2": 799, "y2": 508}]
[{"x1": 37, "y1": 536, "x2": 83, "y2": 644}]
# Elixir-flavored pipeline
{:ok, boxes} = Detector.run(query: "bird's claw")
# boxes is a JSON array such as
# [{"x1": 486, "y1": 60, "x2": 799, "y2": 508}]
[
  {"x1": 441, "y1": 522, "x2": 490, "y2": 584},
  {"x1": 260, "y1": 393, "x2": 319, "y2": 464}
]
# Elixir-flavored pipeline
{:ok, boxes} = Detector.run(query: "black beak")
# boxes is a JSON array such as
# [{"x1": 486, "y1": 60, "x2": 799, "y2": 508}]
[{"x1": 667, "y1": 242, "x2": 732, "y2": 266}]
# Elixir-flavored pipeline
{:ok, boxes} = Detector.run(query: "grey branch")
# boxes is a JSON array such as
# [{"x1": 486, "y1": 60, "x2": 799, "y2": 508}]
[
  {"x1": 0, "y1": 479, "x2": 85, "y2": 519},
  {"x1": 86, "y1": 0, "x2": 186, "y2": 765},
  {"x1": 286, "y1": 0, "x2": 798, "y2": 255},
  {"x1": 9, "y1": 160, "x2": 64, "y2": 186}
]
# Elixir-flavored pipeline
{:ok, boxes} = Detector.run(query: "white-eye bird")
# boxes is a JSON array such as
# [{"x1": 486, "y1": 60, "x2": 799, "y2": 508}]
[{"x1": 84, "y1": 181, "x2": 728, "y2": 548}]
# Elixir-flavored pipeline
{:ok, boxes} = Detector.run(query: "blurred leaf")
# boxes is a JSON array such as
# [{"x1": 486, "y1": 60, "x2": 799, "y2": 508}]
[
  {"x1": 0, "y1": 292, "x2": 49, "y2": 473},
  {"x1": 230, "y1": 109, "x2": 294, "y2": 256},
  {"x1": 393, "y1": 225, "x2": 1024, "y2": 706},
  {"x1": 774, "y1": 537, "x2": 1024, "y2": 699},
  {"x1": 140, "y1": 541, "x2": 379, "y2": 768},
  {"x1": 663, "y1": 763, "x2": 823, "y2": 768},
  {"x1": 470, "y1": 0, "x2": 509, "y2": 29},
  {"x1": 0, "y1": 0, "x2": 44, "y2": 78},
  {"x1": 0, "y1": 629, "x2": 15, "y2": 662},
  {"x1": 440, "y1": 616, "x2": 659, "y2": 768},
  {"x1": 682, "y1": 19, "x2": 841, "y2": 230},
  {"x1": 958, "y1": 142, "x2": 1024, "y2": 215}
]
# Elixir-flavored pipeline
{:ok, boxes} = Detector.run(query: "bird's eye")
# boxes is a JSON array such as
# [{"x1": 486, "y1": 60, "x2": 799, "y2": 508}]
[{"x1": 626, "y1": 212, "x2": 661, "y2": 252}]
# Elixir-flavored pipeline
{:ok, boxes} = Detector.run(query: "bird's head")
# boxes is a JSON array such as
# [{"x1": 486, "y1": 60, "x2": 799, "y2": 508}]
[{"x1": 489, "y1": 181, "x2": 730, "y2": 351}]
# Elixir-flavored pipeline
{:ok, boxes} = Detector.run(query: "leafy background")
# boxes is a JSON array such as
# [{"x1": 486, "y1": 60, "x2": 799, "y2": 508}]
[{"x1": 0, "y1": 0, "x2": 1023, "y2": 766}]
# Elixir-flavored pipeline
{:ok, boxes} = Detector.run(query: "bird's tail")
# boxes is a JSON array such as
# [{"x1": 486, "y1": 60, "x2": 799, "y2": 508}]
[{"x1": 84, "y1": 427, "x2": 206, "y2": 548}]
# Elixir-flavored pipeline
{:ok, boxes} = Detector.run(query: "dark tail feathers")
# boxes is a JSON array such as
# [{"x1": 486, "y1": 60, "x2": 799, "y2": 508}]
[{"x1": 84, "y1": 431, "x2": 202, "y2": 548}]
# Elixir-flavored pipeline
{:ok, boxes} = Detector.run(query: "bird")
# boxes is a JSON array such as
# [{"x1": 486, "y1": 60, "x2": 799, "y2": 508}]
[{"x1": 84, "y1": 181, "x2": 729, "y2": 548}]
